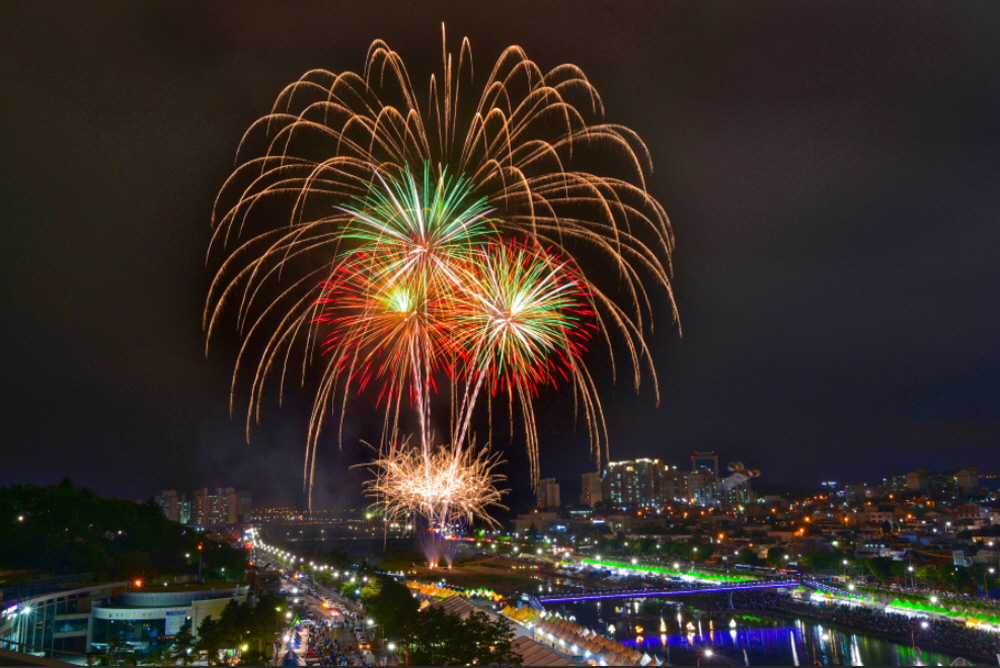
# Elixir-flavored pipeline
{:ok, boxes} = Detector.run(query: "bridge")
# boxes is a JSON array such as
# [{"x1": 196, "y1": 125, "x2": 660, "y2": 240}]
[{"x1": 537, "y1": 579, "x2": 799, "y2": 604}]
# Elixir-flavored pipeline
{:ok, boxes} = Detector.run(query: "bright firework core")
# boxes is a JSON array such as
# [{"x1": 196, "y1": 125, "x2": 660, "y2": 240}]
[
  {"x1": 363, "y1": 444, "x2": 506, "y2": 524},
  {"x1": 360, "y1": 444, "x2": 507, "y2": 567}
]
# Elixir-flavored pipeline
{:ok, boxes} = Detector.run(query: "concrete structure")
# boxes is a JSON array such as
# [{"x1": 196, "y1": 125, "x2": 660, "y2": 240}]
[
  {"x1": 192, "y1": 488, "x2": 251, "y2": 525},
  {"x1": 579, "y1": 472, "x2": 603, "y2": 508},
  {"x1": 685, "y1": 469, "x2": 718, "y2": 505},
  {"x1": 536, "y1": 478, "x2": 561, "y2": 510},
  {"x1": 691, "y1": 451, "x2": 719, "y2": 477},
  {"x1": 512, "y1": 512, "x2": 559, "y2": 534},
  {"x1": 89, "y1": 586, "x2": 248, "y2": 657},
  {"x1": 154, "y1": 490, "x2": 191, "y2": 524},
  {"x1": 0, "y1": 582, "x2": 126, "y2": 659},
  {"x1": 906, "y1": 470, "x2": 929, "y2": 492},
  {"x1": 603, "y1": 458, "x2": 674, "y2": 509},
  {"x1": 0, "y1": 582, "x2": 247, "y2": 662}
]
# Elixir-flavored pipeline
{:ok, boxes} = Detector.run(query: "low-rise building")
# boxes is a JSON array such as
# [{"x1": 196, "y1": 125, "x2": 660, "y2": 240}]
[{"x1": 0, "y1": 581, "x2": 247, "y2": 662}]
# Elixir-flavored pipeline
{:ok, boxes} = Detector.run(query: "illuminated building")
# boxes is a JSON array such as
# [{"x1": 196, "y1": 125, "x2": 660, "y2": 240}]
[
  {"x1": 154, "y1": 490, "x2": 191, "y2": 524},
  {"x1": 0, "y1": 582, "x2": 248, "y2": 661},
  {"x1": 690, "y1": 451, "x2": 719, "y2": 477},
  {"x1": 602, "y1": 458, "x2": 676, "y2": 509},
  {"x1": 192, "y1": 488, "x2": 251, "y2": 525}
]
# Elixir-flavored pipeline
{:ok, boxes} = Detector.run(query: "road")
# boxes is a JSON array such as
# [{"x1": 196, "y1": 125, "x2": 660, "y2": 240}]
[{"x1": 272, "y1": 569, "x2": 384, "y2": 666}]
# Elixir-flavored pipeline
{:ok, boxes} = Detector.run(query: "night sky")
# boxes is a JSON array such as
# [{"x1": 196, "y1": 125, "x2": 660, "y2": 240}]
[{"x1": 3, "y1": 2, "x2": 999, "y2": 507}]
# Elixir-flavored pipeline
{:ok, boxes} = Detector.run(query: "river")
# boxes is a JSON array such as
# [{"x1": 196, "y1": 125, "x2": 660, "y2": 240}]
[{"x1": 547, "y1": 597, "x2": 983, "y2": 666}]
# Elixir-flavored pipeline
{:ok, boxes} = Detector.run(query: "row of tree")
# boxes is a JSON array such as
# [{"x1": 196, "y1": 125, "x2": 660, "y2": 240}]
[
  {"x1": 361, "y1": 576, "x2": 522, "y2": 665},
  {"x1": 0, "y1": 479, "x2": 246, "y2": 580}
]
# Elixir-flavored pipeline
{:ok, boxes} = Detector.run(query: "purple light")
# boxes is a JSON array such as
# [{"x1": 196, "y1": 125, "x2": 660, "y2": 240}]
[{"x1": 539, "y1": 580, "x2": 799, "y2": 604}]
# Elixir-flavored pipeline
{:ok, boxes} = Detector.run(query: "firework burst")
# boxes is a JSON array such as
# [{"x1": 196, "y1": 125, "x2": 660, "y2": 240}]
[
  {"x1": 446, "y1": 240, "x2": 598, "y2": 482},
  {"x1": 361, "y1": 443, "x2": 507, "y2": 529},
  {"x1": 206, "y1": 25, "x2": 676, "y2": 512}
]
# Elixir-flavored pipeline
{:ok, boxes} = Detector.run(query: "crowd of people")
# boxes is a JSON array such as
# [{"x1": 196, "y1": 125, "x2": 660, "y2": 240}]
[
  {"x1": 775, "y1": 598, "x2": 1000, "y2": 659},
  {"x1": 881, "y1": 582, "x2": 1000, "y2": 609},
  {"x1": 694, "y1": 588, "x2": 1000, "y2": 659},
  {"x1": 280, "y1": 618, "x2": 375, "y2": 666}
]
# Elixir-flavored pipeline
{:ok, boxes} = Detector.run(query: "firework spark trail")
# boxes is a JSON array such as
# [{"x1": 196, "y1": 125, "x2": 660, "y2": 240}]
[
  {"x1": 206, "y1": 25, "x2": 677, "y2": 513},
  {"x1": 445, "y1": 240, "x2": 596, "y2": 481},
  {"x1": 359, "y1": 442, "x2": 507, "y2": 531}
]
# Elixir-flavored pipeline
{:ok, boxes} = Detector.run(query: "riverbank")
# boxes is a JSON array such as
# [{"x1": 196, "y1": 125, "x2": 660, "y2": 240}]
[{"x1": 760, "y1": 601, "x2": 998, "y2": 665}]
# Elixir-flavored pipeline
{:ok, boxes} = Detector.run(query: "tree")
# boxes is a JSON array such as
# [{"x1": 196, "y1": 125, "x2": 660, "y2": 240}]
[
  {"x1": 689, "y1": 543, "x2": 713, "y2": 562},
  {"x1": 169, "y1": 623, "x2": 197, "y2": 666},
  {"x1": 238, "y1": 647, "x2": 272, "y2": 665},
  {"x1": 737, "y1": 547, "x2": 759, "y2": 566},
  {"x1": 140, "y1": 646, "x2": 177, "y2": 666},
  {"x1": 862, "y1": 557, "x2": 895, "y2": 580},
  {"x1": 366, "y1": 577, "x2": 420, "y2": 640},
  {"x1": 170, "y1": 623, "x2": 195, "y2": 666},
  {"x1": 457, "y1": 610, "x2": 522, "y2": 666},
  {"x1": 405, "y1": 607, "x2": 522, "y2": 666},
  {"x1": 800, "y1": 550, "x2": 848, "y2": 573},
  {"x1": 106, "y1": 635, "x2": 137, "y2": 666},
  {"x1": 765, "y1": 546, "x2": 788, "y2": 568},
  {"x1": 195, "y1": 616, "x2": 226, "y2": 665}
]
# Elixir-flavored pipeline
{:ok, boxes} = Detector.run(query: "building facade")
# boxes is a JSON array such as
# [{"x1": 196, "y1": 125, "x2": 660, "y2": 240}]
[
  {"x1": 536, "y1": 478, "x2": 561, "y2": 510},
  {"x1": 89, "y1": 586, "x2": 248, "y2": 657},
  {"x1": 1, "y1": 582, "x2": 126, "y2": 659},
  {"x1": 192, "y1": 488, "x2": 252, "y2": 525},
  {"x1": 602, "y1": 458, "x2": 675, "y2": 509},
  {"x1": 579, "y1": 472, "x2": 603, "y2": 508}
]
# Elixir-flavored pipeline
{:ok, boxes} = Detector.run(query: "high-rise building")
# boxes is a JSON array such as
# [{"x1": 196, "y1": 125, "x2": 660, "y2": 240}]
[
  {"x1": 955, "y1": 468, "x2": 980, "y2": 495},
  {"x1": 178, "y1": 496, "x2": 192, "y2": 525},
  {"x1": 154, "y1": 490, "x2": 180, "y2": 522},
  {"x1": 691, "y1": 451, "x2": 719, "y2": 476},
  {"x1": 602, "y1": 458, "x2": 673, "y2": 509},
  {"x1": 236, "y1": 490, "x2": 252, "y2": 521},
  {"x1": 192, "y1": 488, "x2": 251, "y2": 525},
  {"x1": 906, "y1": 470, "x2": 928, "y2": 492},
  {"x1": 155, "y1": 489, "x2": 245, "y2": 525},
  {"x1": 536, "y1": 478, "x2": 561, "y2": 509},
  {"x1": 580, "y1": 472, "x2": 603, "y2": 507},
  {"x1": 720, "y1": 478, "x2": 756, "y2": 506},
  {"x1": 685, "y1": 468, "x2": 718, "y2": 505}
]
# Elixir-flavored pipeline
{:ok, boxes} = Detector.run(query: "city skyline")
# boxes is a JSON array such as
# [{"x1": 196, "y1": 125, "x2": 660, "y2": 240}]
[{"x1": 2, "y1": 3, "x2": 999, "y2": 506}]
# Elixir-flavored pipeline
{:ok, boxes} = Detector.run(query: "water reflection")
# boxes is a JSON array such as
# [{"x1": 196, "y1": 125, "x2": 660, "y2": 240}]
[{"x1": 555, "y1": 599, "x2": 967, "y2": 666}]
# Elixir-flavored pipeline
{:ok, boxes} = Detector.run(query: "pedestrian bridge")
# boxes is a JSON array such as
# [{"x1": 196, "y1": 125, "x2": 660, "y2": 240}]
[{"x1": 537, "y1": 579, "x2": 799, "y2": 604}]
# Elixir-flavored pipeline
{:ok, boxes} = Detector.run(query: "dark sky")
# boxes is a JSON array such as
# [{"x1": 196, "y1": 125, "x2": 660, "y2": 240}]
[{"x1": 2, "y1": 2, "x2": 999, "y2": 507}]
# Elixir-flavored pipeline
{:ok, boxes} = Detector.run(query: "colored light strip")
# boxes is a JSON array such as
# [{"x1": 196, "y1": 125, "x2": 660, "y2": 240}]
[
  {"x1": 539, "y1": 580, "x2": 799, "y2": 604},
  {"x1": 579, "y1": 559, "x2": 753, "y2": 583}
]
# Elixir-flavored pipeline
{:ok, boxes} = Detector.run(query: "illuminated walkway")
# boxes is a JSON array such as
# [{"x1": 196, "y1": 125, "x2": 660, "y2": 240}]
[{"x1": 538, "y1": 579, "x2": 800, "y2": 604}]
